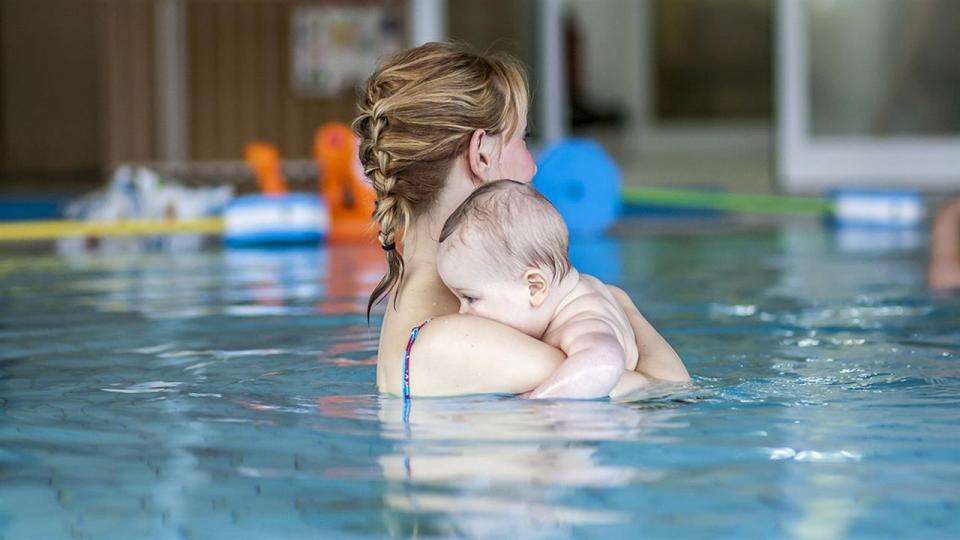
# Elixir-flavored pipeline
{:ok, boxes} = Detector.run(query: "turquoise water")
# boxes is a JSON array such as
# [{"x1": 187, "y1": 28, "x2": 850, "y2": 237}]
[{"x1": 1, "y1": 222, "x2": 958, "y2": 539}]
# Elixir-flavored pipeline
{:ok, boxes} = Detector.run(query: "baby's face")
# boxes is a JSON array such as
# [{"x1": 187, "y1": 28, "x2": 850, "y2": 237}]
[{"x1": 437, "y1": 246, "x2": 548, "y2": 338}]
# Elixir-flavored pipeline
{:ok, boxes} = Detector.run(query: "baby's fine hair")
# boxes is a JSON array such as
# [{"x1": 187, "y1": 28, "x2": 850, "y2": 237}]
[{"x1": 439, "y1": 180, "x2": 570, "y2": 282}]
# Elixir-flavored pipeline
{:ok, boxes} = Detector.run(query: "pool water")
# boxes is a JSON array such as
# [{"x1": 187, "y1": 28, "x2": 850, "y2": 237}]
[{"x1": 1, "y1": 221, "x2": 958, "y2": 539}]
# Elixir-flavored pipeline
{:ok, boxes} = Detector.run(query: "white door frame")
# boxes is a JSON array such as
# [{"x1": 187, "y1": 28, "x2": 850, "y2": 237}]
[{"x1": 776, "y1": 0, "x2": 960, "y2": 194}]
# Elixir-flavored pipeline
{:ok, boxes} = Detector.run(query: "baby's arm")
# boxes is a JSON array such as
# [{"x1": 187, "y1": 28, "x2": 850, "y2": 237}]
[{"x1": 528, "y1": 320, "x2": 625, "y2": 399}]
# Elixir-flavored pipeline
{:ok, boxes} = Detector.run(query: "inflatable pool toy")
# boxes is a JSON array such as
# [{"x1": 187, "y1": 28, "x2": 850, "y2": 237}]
[
  {"x1": 225, "y1": 127, "x2": 376, "y2": 247},
  {"x1": 533, "y1": 139, "x2": 621, "y2": 235},
  {"x1": 244, "y1": 142, "x2": 288, "y2": 195},
  {"x1": 223, "y1": 143, "x2": 328, "y2": 247},
  {"x1": 223, "y1": 193, "x2": 328, "y2": 247},
  {"x1": 314, "y1": 123, "x2": 377, "y2": 243}
]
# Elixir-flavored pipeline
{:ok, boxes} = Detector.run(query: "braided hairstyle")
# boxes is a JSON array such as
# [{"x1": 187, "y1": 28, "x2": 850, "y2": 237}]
[{"x1": 353, "y1": 42, "x2": 529, "y2": 318}]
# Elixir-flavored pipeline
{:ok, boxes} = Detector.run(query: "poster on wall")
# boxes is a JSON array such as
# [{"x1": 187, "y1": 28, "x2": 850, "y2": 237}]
[{"x1": 291, "y1": 4, "x2": 402, "y2": 99}]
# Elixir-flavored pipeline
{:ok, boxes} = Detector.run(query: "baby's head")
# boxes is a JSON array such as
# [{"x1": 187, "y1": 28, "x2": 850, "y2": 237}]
[{"x1": 437, "y1": 180, "x2": 571, "y2": 338}]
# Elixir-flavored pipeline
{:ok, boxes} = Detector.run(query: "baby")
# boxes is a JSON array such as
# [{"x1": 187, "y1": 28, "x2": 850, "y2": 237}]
[{"x1": 437, "y1": 179, "x2": 648, "y2": 399}]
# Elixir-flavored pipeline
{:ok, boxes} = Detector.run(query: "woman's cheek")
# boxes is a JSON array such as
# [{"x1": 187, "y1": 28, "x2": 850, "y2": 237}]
[{"x1": 510, "y1": 146, "x2": 537, "y2": 183}]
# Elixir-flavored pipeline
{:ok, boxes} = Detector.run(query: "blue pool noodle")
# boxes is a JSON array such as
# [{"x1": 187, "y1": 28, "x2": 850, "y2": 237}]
[{"x1": 533, "y1": 139, "x2": 622, "y2": 235}]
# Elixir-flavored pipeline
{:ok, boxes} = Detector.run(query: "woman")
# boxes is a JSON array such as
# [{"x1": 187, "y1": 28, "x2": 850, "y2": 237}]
[{"x1": 352, "y1": 42, "x2": 689, "y2": 397}]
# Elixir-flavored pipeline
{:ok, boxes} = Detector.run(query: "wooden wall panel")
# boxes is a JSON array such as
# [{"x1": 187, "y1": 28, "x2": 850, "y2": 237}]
[
  {"x1": 98, "y1": 0, "x2": 157, "y2": 166},
  {"x1": 187, "y1": 0, "x2": 384, "y2": 161},
  {"x1": 0, "y1": 0, "x2": 5, "y2": 168},
  {"x1": 89, "y1": 0, "x2": 399, "y2": 166},
  {"x1": 1, "y1": 0, "x2": 101, "y2": 173},
  {"x1": 189, "y1": 1, "x2": 215, "y2": 161}
]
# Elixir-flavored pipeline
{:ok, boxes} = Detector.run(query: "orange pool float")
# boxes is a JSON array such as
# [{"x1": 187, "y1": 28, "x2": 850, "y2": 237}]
[
  {"x1": 314, "y1": 123, "x2": 377, "y2": 243},
  {"x1": 243, "y1": 142, "x2": 288, "y2": 196}
]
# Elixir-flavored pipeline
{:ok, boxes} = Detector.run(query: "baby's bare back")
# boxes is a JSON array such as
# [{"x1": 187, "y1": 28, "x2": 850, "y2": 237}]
[{"x1": 541, "y1": 274, "x2": 639, "y2": 371}]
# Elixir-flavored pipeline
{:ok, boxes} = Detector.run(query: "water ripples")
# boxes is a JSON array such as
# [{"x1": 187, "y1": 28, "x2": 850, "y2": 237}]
[{"x1": 1, "y1": 232, "x2": 959, "y2": 538}]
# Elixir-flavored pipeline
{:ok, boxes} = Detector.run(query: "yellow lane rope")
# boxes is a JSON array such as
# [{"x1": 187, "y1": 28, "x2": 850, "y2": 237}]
[{"x1": 0, "y1": 218, "x2": 224, "y2": 242}]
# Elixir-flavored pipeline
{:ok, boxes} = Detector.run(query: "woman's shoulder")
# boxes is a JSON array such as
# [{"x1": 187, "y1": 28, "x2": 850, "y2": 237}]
[
  {"x1": 375, "y1": 275, "x2": 456, "y2": 394},
  {"x1": 381, "y1": 313, "x2": 563, "y2": 397},
  {"x1": 383, "y1": 313, "x2": 528, "y2": 366}
]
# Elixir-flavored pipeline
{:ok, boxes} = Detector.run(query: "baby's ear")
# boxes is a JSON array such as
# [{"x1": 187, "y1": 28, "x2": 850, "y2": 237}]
[{"x1": 524, "y1": 269, "x2": 549, "y2": 307}]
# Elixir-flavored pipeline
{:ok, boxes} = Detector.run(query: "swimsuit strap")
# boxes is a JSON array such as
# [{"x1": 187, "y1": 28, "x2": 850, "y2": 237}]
[{"x1": 402, "y1": 319, "x2": 432, "y2": 402}]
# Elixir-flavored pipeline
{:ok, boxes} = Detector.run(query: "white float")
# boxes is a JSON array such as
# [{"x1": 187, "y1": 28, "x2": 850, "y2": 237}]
[{"x1": 223, "y1": 194, "x2": 328, "y2": 247}]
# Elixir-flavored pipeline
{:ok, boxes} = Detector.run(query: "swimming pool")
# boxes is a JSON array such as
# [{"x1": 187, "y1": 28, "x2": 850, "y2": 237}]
[{"x1": 2, "y1": 219, "x2": 958, "y2": 539}]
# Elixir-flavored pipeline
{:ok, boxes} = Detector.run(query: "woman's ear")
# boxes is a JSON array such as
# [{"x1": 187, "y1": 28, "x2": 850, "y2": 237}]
[
  {"x1": 524, "y1": 269, "x2": 550, "y2": 308},
  {"x1": 467, "y1": 128, "x2": 498, "y2": 183}
]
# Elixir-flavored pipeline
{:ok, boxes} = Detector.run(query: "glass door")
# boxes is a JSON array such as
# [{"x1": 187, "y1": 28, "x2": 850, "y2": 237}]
[{"x1": 777, "y1": 0, "x2": 960, "y2": 193}]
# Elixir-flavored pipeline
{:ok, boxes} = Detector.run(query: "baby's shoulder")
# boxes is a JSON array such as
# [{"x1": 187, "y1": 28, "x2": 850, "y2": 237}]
[
  {"x1": 549, "y1": 275, "x2": 622, "y2": 331},
  {"x1": 577, "y1": 273, "x2": 616, "y2": 296},
  {"x1": 566, "y1": 274, "x2": 621, "y2": 312},
  {"x1": 544, "y1": 274, "x2": 639, "y2": 365}
]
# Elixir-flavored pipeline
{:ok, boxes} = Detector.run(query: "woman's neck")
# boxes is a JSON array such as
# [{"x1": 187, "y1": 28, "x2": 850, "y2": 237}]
[
  {"x1": 395, "y1": 188, "x2": 468, "y2": 316},
  {"x1": 402, "y1": 214, "x2": 443, "y2": 273},
  {"x1": 402, "y1": 160, "x2": 476, "y2": 273}
]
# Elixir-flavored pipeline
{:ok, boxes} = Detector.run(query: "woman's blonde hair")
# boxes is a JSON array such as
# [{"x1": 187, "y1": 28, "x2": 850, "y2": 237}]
[{"x1": 353, "y1": 41, "x2": 530, "y2": 317}]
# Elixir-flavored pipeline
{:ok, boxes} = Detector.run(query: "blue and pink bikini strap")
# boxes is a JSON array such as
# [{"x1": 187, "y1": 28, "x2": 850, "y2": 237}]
[{"x1": 402, "y1": 319, "x2": 432, "y2": 401}]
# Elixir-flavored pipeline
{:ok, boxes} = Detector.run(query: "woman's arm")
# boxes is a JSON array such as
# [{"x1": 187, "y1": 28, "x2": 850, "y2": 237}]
[
  {"x1": 929, "y1": 198, "x2": 960, "y2": 289},
  {"x1": 607, "y1": 285, "x2": 690, "y2": 382},
  {"x1": 405, "y1": 314, "x2": 565, "y2": 397}
]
